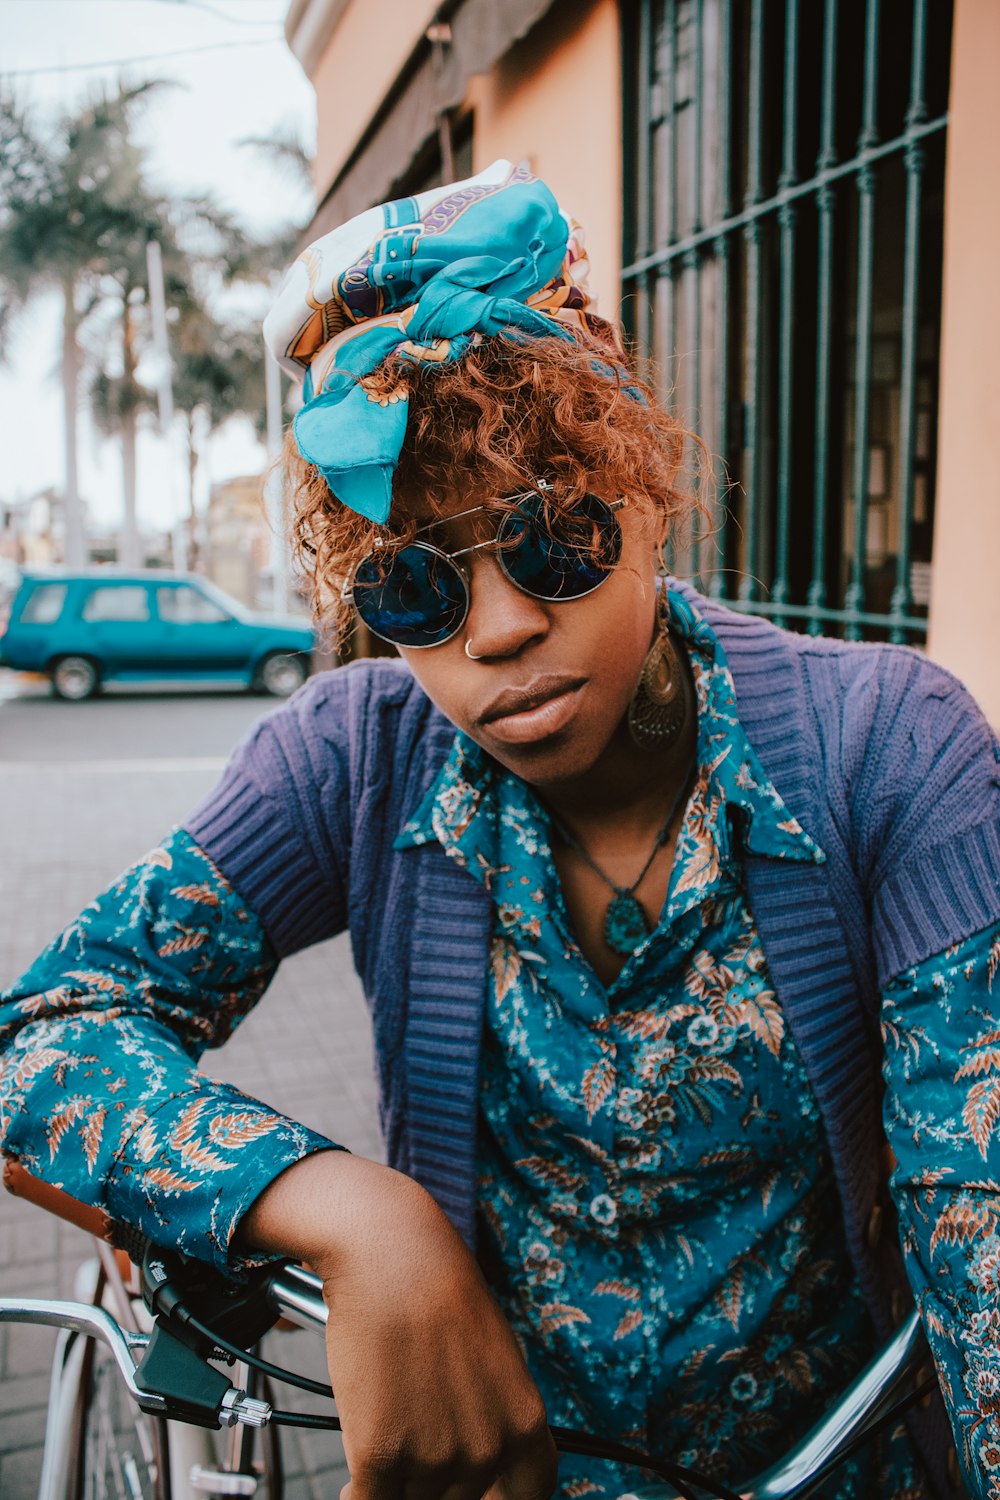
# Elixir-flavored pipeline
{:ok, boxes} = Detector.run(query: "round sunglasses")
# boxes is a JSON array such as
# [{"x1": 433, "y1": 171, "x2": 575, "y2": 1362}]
[{"x1": 343, "y1": 487, "x2": 624, "y2": 649}]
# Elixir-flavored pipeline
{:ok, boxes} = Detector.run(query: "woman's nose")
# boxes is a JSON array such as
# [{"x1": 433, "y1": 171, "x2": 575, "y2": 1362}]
[{"x1": 463, "y1": 551, "x2": 550, "y2": 660}]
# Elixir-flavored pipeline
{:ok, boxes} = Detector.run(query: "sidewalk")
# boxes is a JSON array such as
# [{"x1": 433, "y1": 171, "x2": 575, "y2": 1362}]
[{"x1": 0, "y1": 708, "x2": 380, "y2": 1498}]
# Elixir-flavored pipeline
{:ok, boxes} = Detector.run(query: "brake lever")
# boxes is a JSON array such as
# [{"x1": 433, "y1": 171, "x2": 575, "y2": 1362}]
[
  {"x1": 133, "y1": 1321, "x2": 270, "y2": 1429},
  {"x1": 0, "y1": 1297, "x2": 161, "y2": 1411},
  {"x1": 0, "y1": 1297, "x2": 271, "y2": 1430}
]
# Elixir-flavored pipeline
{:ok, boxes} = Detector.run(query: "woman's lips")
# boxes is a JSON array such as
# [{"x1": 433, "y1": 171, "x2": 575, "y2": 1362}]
[{"x1": 479, "y1": 677, "x2": 587, "y2": 745}]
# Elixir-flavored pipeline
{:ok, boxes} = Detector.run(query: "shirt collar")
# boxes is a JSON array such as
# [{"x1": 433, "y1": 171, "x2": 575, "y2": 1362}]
[
  {"x1": 396, "y1": 581, "x2": 824, "y2": 868},
  {"x1": 665, "y1": 587, "x2": 824, "y2": 866},
  {"x1": 396, "y1": 732, "x2": 493, "y2": 852}
]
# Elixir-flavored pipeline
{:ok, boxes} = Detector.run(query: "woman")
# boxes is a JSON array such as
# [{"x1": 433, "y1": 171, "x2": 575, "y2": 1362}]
[{"x1": 1, "y1": 161, "x2": 997, "y2": 1500}]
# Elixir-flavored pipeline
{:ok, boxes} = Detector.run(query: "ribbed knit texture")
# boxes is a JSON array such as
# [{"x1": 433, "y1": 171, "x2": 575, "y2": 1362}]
[{"x1": 185, "y1": 589, "x2": 1000, "y2": 1499}]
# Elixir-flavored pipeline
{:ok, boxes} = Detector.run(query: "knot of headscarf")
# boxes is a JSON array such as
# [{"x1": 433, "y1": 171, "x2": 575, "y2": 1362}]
[{"x1": 264, "y1": 160, "x2": 616, "y2": 524}]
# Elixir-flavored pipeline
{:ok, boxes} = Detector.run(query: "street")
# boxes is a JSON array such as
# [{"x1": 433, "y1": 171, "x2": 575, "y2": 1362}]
[{"x1": 0, "y1": 670, "x2": 379, "y2": 1497}]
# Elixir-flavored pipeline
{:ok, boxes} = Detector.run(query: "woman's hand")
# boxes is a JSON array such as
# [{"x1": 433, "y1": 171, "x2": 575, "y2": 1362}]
[{"x1": 238, "y1": 1151, "x2": 557, "y2": 1500}]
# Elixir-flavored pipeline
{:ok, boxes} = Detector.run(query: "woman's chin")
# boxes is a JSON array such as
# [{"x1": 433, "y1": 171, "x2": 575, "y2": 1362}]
[{"x1": 479, "y1": 718, "x2": 622, "y2": 789}]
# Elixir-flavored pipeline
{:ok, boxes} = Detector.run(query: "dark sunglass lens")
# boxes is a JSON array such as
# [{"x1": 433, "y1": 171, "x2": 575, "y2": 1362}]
[
  {"x1": 499, "y1": 491, "x2": 622, "y2": 600},
  {"x1": 352, "y1": 546, "x2": 467, "y2": 647}
]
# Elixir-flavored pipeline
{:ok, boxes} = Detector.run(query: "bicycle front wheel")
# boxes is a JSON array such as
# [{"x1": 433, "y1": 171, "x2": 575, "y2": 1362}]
[
  {"x1": 41, "y1": 1248, "x2": 284, "y2": 1500},
  {"x1": 72, "y1": 1331, "x2": 168, "y2": 1500}
]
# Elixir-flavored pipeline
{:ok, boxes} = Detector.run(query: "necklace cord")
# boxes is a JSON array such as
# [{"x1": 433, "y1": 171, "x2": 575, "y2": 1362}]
[{"x1": 551, "y1": 771, "x2": 692, "y2": 898}]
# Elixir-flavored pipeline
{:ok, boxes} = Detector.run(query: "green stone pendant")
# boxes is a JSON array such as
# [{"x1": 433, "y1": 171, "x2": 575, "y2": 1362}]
[{"x1": 604, "y1": 893, "x2": 650, "y2": 955}]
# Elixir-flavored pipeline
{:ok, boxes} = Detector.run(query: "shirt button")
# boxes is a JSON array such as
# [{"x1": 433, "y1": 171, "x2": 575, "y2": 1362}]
[
  {"x1": 866, "y1": 1204, "x2": 883, "y2": 1248},
  {"x1": 589, "y1": 1193, "x2": 617, "y2": 1227}
]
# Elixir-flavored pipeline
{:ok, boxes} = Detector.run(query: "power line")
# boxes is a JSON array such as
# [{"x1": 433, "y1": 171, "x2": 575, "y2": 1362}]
[
  {"x1": 3, "y1": 36, "x2": 281, "y2": 79},
  {"x1": 147, "y1": 0, "x2": 281, "y2": 27}
]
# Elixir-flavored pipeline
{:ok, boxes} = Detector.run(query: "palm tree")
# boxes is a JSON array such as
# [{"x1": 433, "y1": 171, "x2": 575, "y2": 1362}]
[
  {"x1": 0, "y1": 82, "x2": 167, "y2": 566},
  {"x1": 236, "y1": 122, "x2": 314, "y2": 273},
  {"x1": 86, "y1": 204, "x2": 196, "y2": 568},
  {"x1": 88, "y1": 317, "x2": 156, "y2": 568},
  {"x1": 167, "y1": 306, "x2": 265, "y2": 571},
  {"x1": 84, "y1": 174, "x2": 257, "y2": 567},
  {"x1": 230, "y1": 125, "x2": 316, "y2": 608}
]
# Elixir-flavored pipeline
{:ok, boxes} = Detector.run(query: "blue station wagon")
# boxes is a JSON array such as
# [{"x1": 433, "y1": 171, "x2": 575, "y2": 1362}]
[{"x1": 0, "y1": 570, "x2": 315, "y2": 700}]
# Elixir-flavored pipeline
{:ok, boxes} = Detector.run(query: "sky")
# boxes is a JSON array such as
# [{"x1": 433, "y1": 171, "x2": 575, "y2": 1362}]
[{"x1": 0, "y1": 0, "x2": 317, "y2": 533}]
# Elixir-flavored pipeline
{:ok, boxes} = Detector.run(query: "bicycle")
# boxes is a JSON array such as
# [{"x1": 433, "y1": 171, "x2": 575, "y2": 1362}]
[{"x1": 0, "y1": 1155, "x2": 933, "y2": 1500}]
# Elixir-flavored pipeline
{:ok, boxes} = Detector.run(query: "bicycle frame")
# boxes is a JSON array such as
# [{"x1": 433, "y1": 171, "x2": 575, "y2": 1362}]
[{"x1": 25, "y1": 1249, "x2": 221, "y2": 1500}]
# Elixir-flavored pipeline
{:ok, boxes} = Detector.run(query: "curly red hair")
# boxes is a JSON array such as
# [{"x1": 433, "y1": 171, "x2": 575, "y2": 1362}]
[{"x1": 284, "y1": 330, "x2": 700, "y2": 644}]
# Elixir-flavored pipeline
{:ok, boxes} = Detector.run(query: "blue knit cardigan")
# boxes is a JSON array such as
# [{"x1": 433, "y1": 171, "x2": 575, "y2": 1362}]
[{"x1": 186, "y1": 586, "x2": 1000, "y2": 1497}]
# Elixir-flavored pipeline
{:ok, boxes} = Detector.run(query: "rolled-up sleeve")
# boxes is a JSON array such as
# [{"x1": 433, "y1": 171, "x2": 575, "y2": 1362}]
[
  {"x1": 0, "y1": 828, "x2": 340, "y2": 1270},
  {"x1": 882, "y1": 921, "x2": 1000, "y2": 1497}
]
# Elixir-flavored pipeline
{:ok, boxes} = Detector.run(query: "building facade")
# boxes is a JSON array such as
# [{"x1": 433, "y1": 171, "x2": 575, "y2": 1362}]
[
  {"x1": 284, "y1": 0, "x2": 1000, "y2": 722},
  {"x1": 204, "y1": 474, "x2": 273, "y2": 610}
]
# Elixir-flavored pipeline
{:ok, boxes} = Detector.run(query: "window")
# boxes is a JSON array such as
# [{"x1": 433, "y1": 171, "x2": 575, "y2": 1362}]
[
  {"x1": 157, "y1": 586, "x2": 229, "y2": 625},
  {"x1": 622, "y1": 0, "x2": 952, "y2": 643},
  {"x1": 383, "y1": 115, "x2": 474, "y2": 204},
  {"x1": 81, "y1": 586, "x2": 151, "y2": 623},
  {"x1": 20, "y1": 584, "x2": 67, "y2": 625}
]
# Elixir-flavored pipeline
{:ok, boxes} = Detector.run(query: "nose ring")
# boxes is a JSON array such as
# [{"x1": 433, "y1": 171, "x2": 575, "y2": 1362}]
[{"x1": 465, "y1": 640, "x2": 483, "y2": 661}]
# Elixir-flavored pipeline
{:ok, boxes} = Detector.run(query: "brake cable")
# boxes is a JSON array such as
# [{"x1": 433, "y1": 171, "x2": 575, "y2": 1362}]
[
  {"x1": 136, "y1": 1240, "x2": 935, "y2": 1500},
  {"x1": 138, "y1": 1242, "x2": 742, "y2": 1499}
]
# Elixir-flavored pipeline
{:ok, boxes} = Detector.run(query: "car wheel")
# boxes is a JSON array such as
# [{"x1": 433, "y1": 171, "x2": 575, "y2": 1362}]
[
  {"x1": 51, "y1": 656, "x2": 100, "y2": 702},
  {"x1": 256, "y1": 652, "x2": 309, "y2": 698}
]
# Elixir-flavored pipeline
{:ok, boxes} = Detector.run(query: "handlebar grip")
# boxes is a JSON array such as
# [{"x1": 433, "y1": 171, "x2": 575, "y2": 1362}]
[
  {"x1": 3, "y1": 1156, "x2": 116, "y2": 1241},
  {"x1": 2, "y1": 1154, "x2": 150, "y2": 1270}
]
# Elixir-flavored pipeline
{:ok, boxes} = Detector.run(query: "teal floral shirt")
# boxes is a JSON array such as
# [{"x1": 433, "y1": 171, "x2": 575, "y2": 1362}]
[
  {"x1": 0, "y1": 587, "x2": 997, "y2": 1495},
  {"x1": 884, "y1": 936, "x2": 1000, "y2": 1492},
  {"x1": 0, "y1": 833, "x2": 328, "y2": 1267},
  {"x1": 397, "y1": 589, "x2": 986, "y2": 1497}
]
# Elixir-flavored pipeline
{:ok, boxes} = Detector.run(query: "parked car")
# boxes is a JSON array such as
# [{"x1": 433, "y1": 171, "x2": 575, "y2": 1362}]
[{"x1": 0, "y1": 569, "x2": 315, "y2": 701}]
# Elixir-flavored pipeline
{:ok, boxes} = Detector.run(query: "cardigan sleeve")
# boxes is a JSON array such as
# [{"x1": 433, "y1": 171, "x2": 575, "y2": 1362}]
[
  {"x1": 0, "y1": 828, "x2": 339, "y2": 1271},
  {"x1": 1, "y1": 664, "x2": 428, "y2": 1267},
  {"x1": 182, "y1": 682, "x2": 353, "y2": 958},
  {"x1": 857, "y1": 654, "x2": 1000, "y2": 985},
  {"x1": 882, "y1": 920, "x2": 1000, "y2": 1498}
]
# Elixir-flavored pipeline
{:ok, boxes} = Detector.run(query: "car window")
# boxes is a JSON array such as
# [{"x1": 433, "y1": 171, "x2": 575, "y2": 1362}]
[
  {"x1": 19, "y1": 583, "x2": 67, "y2": 625},
  {"x1": 156, "y1": 585, "x2": 230, "y2": 625},
  {"x1": 81, "y1": 585, "x2": 151, "y2": 623}
]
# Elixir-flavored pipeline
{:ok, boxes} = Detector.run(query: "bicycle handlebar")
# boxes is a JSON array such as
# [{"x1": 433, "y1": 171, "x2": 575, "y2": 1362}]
[
  {"x1": 0, "y1": 1259, "x2": 351, "y2": 1439},
  {"x1": 0, "y1": 1272, "x2": 929, "y2": 1499},
  {"x1": 264, "y1": 1260, "x2": 327, "y2": 1330},
  {"x1": 0, "y1": 1294, "x2": 270, "y2": 1428},
  {"x1": 735, "y1": 1308, "x2": 924, "y2": 1500},
  {"x1": 1, "y1": 1157, "x2": 933, "y2": 1499}
]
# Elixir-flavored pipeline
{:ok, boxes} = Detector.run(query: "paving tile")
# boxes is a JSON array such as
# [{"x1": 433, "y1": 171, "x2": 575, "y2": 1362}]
[
  {"x1": 0, "y1": 1320, "x2": 59, "y2": 1378},
  {"x1": 0, "y1": 1442, "x2": 47, "y2": 1500},
  {"x1": 0, "y1": 1372, "x2": 52, "y2": 1417},
  {"x1": 1, "y1": 704, "x2": 381, "y2": 1494},
  {"x1": 0, "y1": 1400, "x2": 49, "y2": 1453}
]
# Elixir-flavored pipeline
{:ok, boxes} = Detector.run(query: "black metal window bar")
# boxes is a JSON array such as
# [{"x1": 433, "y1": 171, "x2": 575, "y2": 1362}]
[{"x1": 621, "y1": 0, "x2": 952, "y2": 642}]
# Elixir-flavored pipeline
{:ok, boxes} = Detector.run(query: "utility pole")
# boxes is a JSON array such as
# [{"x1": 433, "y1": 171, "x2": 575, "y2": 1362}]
[
  {"x1": 264, "y1": 345, "x2": 289, "y2": 613},
  {"x1": 61, "y1": 285, "x2": 87, "y2": 568},
  {"x1": 145, "y1": 238, "x2": 184, "y2": 570}
]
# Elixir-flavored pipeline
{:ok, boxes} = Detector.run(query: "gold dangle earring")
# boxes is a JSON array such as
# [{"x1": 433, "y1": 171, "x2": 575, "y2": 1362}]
[{"x1": 627, "y1": 587, "x2": 692, "y2": 751}]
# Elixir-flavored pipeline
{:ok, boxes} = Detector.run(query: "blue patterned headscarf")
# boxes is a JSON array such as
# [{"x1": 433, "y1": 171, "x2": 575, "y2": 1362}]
[{"x1": 264, "y1": 159, "x2": 620, "y2": 524}]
